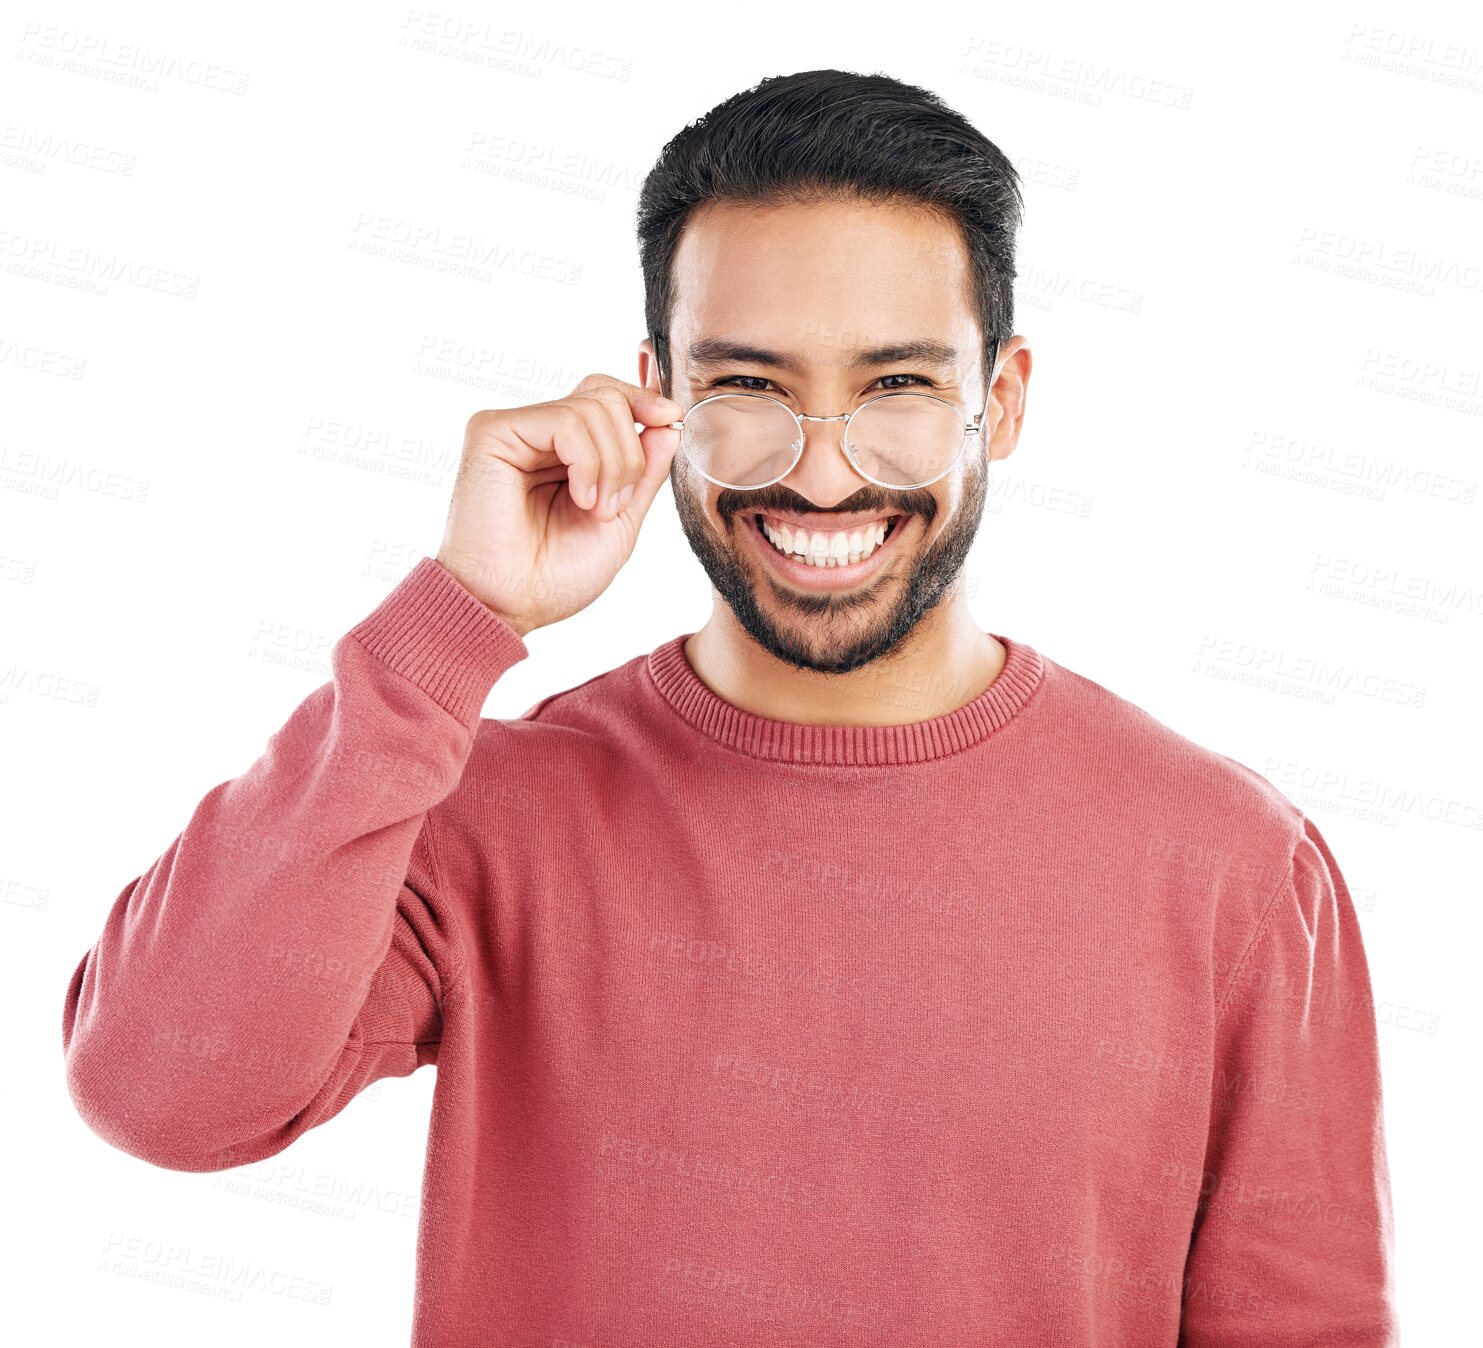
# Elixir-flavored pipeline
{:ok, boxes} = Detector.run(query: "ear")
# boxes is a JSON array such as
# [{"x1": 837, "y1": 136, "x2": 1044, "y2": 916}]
[{"x1": 638, "y1": 337, "x2": 665, "y2": 400}]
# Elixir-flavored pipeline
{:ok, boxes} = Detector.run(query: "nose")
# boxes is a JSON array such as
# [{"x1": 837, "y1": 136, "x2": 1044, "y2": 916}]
[{"x1": 782, "y1": 413, "x2": 872, "y2": 505}]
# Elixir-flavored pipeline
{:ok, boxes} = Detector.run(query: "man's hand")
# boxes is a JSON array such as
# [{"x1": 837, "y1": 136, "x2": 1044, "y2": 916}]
[{"x1": 436, "y1": 374, "x2": 683, "y2": 636}]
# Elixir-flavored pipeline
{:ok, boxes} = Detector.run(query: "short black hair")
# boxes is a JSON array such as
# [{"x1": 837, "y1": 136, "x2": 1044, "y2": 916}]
[{"x1": 636, "y1": 69, "x2": 1023, "y2": 400}]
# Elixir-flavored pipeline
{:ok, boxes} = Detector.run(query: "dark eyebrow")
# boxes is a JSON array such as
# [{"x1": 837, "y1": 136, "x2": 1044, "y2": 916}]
[{"x1": 686, "y1": 337, "x2": 960, "y2": 372}]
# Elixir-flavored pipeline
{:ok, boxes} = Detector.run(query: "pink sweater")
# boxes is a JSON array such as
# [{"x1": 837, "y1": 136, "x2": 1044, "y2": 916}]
[{"x1": 62, "y1": 555, "x2": 1398, "y2": 1345}]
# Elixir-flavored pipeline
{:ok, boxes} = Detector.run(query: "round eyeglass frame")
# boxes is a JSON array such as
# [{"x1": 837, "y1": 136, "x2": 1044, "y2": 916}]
[{"x1": 664, "y1": 338, "x2": 1001, "y2": 492}]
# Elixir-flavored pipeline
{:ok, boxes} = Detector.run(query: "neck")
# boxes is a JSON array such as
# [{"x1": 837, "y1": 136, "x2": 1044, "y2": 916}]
[{"x1": 683, "y1": 593, "x2": 1005, "y2": 729}]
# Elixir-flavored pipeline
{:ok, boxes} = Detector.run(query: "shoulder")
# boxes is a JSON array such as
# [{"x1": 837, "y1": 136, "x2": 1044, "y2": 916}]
[
  {"x1": 424, "y1": 646, "x2": 652, "y2": 871},
  {"x1": 467, "y1": 644, "x2": 652, "y2": 762},
  {"x1": 1035, "y1": 648, "x2": 1327, "y2": 1002},
  {"x1": 1034, "y1": 647, "x2": 1307, "y2": 892},
  {"x1": 1043, "y1": 652, "x2": 1299, "y2": 811}
]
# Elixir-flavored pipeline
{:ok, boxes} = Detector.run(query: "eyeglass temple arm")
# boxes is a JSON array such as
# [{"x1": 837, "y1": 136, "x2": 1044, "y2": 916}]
[{"x1": 971, "y1": 338, "x2": 1002, "y2": 431}]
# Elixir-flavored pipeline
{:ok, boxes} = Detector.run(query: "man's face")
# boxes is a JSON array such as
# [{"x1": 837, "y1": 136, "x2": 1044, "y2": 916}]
[{"x1": 648, "y1": 197, "x2": 999, "y2": 676}]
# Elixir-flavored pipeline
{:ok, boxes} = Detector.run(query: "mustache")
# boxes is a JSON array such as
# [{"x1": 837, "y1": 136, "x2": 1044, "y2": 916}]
[{"x1": 717, "y1": 491, "x2": 937, "y2": 523}]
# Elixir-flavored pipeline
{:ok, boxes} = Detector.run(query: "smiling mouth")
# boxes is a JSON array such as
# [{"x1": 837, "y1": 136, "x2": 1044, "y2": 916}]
[{"x1": 750, "y1": 511, "x2": 907, "y2": 569}]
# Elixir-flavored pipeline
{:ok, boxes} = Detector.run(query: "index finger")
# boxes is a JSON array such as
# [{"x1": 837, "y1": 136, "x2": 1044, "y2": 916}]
[{"x1": 569, "y1": 373, "x2": 683, "y2": 427}]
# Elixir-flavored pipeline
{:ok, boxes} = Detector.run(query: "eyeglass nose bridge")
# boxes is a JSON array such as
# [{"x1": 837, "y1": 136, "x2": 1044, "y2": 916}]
[{"x1": 789, "y1": 409, "x2": 851, "y2": 455}]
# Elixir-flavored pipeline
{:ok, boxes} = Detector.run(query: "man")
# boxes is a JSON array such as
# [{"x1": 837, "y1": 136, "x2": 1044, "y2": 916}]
[{"x1": 63, "y1": 69, "x2": 1398, "y2": 1345}]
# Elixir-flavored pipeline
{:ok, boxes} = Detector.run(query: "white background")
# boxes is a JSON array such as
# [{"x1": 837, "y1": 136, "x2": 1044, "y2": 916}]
[{"x1": 3, "y1": 0, "x2": 1479, "y2": 1342}]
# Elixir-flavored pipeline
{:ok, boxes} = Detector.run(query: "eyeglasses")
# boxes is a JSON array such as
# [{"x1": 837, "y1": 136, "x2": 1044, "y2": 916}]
[{"x1": 665, "y1": 339, "x2": 1001, "y2": 491}]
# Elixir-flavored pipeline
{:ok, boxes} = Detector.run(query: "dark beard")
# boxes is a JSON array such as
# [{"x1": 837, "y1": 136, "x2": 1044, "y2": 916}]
[{"x1": 668, "y1": 450, "x2": 988, "y2": 676}]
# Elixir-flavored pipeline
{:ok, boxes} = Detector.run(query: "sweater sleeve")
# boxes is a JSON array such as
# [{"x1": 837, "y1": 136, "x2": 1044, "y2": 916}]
[
  {"x1": 60, "y1": 556, "x2": 529, "y2": 1173},
  {"x1": 1178, "y1": 814, "x2": 1399, "y2": 1345}
]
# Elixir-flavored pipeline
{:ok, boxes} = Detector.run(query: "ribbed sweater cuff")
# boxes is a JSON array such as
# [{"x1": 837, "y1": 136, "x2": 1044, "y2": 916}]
[{"x1": 346, "y1": 555, "x2": 530, "y2": 726}]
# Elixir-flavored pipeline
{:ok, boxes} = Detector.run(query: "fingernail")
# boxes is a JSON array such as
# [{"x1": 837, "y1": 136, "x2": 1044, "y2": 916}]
[
  {"x1": 604, "y1": 491, "x2": 620, "y2": 514},
  {"x1": 618, "y1": 484, "x2": 635, "y2": 507}
]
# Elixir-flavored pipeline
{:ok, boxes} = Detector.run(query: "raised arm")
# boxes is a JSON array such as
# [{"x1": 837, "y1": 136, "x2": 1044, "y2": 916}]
[{"x1": 63, "y1": 373, "x2": 681, "y2": 1172}]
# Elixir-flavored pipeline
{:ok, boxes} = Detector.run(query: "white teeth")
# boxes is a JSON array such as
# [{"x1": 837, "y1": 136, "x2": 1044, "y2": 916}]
[{"x1": 759, "y1": 516, "x2": 893, "y2": 568}]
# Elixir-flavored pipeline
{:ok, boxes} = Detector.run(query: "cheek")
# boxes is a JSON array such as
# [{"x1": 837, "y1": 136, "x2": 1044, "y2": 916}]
[
  {"x1": 941, "y1": 453, "x2": 987, "y2": 510},
  {"x1": 669, "y1": 457, "x2": 716, "y2": 515}
]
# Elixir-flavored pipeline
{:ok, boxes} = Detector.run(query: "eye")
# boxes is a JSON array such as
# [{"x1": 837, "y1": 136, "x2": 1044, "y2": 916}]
[
  {"x1": 709, "y1": 373, "x2": 938, "y2": 394},
  {"x1": 710, "y1": 375, "x2": 777, "y2": 393}
]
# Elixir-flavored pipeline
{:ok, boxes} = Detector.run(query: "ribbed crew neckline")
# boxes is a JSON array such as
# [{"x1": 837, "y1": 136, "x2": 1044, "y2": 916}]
[{"x1": 644, "y1": 631, "x2": 1045, "y2": 766}]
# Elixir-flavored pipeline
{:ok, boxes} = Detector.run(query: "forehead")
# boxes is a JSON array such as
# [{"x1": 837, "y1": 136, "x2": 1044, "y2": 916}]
[{"x1": 669, "y1": 197, "x2": 979, "y2": 372}]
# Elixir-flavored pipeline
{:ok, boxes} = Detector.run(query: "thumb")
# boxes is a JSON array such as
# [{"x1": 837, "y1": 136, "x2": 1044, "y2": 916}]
[
  {"x1": 623, "y1": 423, "x2": 682, "y2": 520},
  {"x1": 632, "y1": 384, "x2": 686, "y2": 425}
]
